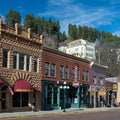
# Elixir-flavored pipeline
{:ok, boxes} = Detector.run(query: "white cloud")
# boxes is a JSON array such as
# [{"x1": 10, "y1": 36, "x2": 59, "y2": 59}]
[
  {"x1": 113, "y1": 31, "x2": 120, "y2": 37},
  {"x1": 38, "y1": 0, "x2": 118, "y2": 32},
  {"x1": 0, "y1": 14, "x2": 5, "y2": 22}
]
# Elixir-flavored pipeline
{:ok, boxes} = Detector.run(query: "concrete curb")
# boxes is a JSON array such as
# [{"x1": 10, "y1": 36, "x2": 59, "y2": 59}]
[{"x1": 0, "y1": 107, "x2": 120, "y2": 119}]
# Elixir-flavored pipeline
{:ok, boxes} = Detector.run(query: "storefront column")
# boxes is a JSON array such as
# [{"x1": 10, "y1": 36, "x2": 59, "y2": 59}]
[
  {"x1": 94, "y1": 87, "x2": 96, "y2": 108},
  {"x1": 77, "y1": 86, "x2": 80, "y2": 107},
  {"x1": 80, "y1": 86, "x2": 84, "y2": 107},
  {"x1": 107, "y1": 92, "x2": 109, "y2": 105},
  {"x1": 57, "y1": 86, "x2": 60, "y2": 109},
  {"x1": 45, "y1": 84, "x2": 48, "y2": 109},
  {"x1": 89, "y1": 86, "x2": 91, "y2": 106},
  {"x1": 51, "y1": 87, "x2": 54, "y2": 108}
]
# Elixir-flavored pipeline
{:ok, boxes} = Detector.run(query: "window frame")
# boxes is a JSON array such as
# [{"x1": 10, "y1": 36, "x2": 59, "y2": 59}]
[
  {"x1": 64, "y1": 66, "x2": 69, "y2": 79},
  {"x1": 60, "y1": 65, "x2": 64, "y2": 78},
  {"x1": 3, "y1": 49, "x2": 9, "y2": 68},
  {"x1": 51, "y1": 63, "x2": 56, "y2": 77},
  {"x1": 34, "y1": 57, "x2": 39, "y2": 72},
  {"x1": 45, "y1": 62, "x2": 50, "y2": 76}
]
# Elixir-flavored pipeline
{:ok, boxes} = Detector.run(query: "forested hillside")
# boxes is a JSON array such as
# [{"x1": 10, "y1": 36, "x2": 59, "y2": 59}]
[{"x1": 4, "y1": 9, "x2": 120, "y2": 77}]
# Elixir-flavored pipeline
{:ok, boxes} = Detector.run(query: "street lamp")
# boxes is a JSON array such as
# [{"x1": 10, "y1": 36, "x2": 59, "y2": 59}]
[{"x1": 60, "y1": 82, "x2": 70, "y2": 112}]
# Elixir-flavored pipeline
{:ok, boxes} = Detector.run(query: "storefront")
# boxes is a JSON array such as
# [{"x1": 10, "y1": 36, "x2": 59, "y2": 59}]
[{"x1": 42, "y1": 80, "x2": 90, "y2": 110}]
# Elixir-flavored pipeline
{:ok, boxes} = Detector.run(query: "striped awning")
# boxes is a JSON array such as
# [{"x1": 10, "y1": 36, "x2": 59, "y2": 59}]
[
  {"x1": 14, "y1": 80, "x2": 33, "y2": 92},
  {"x1": 0, "y1": 79, "x2": 3, "y2": 85}
]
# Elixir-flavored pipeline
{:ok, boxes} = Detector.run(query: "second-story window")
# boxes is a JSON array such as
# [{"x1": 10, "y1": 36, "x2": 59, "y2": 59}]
[
  {"x1": 82, "y1": 70, "x2": 85, "y2": 81},
  {"x1": 45, "y1": 62, "x2": 49, "y2": 76},
  {"x1": 64, "y1": 66, "x2": 69, "y2": 79},
  {"x1": 34, "y1": 57, "x2": 38, "y2": 72},
  {"x1": 13, "y1": 52, "x2": 17, "y2": 69},
  {"x1": 13, "y1": 52, "x2": 30, "y2": 71},
  {"x1": 77, "y1": 68, "x2": 80, "y2": 81},
  {"x1": 26, "y1": 55, "x2": 30, "y2": 71},
  {"x1": 98, "y1": 77, "x2": 103, "y2": 85},
  {"x1": 60, "y1": 65, "x2": 64, "y2": 78},
  {"x1": 3, "y1": 49, "x2": 9, "y2": 68},
  {"x1": 93, "y1": 76, "x2": 97, "y2": 84},
  {"x1": 19, "y1": 53, "x2": 24, "y2": 70},
  {"x1": 51, "y1": 63, "x2": 56, "y2": 77},
  {"x1": 86, "y1": 71, "x2": 89, "y2": 81},
  {"x1": 72, "y1": 68, "x2": 75, "y2": 80}
]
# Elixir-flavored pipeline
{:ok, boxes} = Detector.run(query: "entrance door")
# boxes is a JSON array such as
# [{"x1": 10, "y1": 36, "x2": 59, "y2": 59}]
[{"x1": 1, "y1": 92, "x2": 6, "y2": 110}]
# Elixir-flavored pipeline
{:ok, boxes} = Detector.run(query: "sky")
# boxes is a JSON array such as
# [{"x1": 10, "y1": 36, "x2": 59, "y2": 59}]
[{"x1": 0, "y1": 0, "x2": 120, "y2": 36}]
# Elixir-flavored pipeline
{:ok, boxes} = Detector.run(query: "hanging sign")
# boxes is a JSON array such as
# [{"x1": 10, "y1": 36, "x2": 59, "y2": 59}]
[{"x1": 72, "y1": 66, "x2": 79, "y2": 87}]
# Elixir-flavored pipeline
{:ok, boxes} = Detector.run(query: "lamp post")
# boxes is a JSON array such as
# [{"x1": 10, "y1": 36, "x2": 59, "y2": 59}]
[{"x1": 60, "y1": 82, "x2": 69, "y2": 112}]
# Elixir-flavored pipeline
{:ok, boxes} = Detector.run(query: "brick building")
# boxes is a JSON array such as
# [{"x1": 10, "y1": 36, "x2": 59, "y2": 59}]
[{"x1": 0, "y1": 18, "x2": 42, "y2": 112}]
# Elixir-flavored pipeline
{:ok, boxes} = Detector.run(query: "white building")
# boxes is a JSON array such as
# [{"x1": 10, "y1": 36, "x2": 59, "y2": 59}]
[{"x1": 58, "y1": 39, "x2": 96, "y2": 61}]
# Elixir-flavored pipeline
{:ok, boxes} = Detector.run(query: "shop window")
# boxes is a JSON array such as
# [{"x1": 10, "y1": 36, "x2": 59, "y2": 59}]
[
  {"x1": 51, "y1": 63, "x2": 56, "y2": 77},
  {"x1": 45, "y1": 62, "x2": 50, "y2": 76},
  {"x1": 3, "y1": 49, "x2": 9, "y2": 68},
  {"x1": 60, "y1": 65, "x2": 64, "y2": 78},
  {"x1": 34, "y1": 57, "x2": 39, "y2": 72},
  {"x1": 54, "y1": 91, "x2": 57, "y2": 104},
  {"x1": 13, "y1": 92, "x2": 28, "y2": 107},
  {"x1": 64, "y1": 66, "x2": 69, "y2": 79},
  {"x1": 72, "y1": 68, "x2": 75, "y2": 80},
  {"x1": 47, "y1": 84, "x2": 52, "y2": 104},
  {"x1": 47, "y1": 91, "x2": 52, "y2": 104}
]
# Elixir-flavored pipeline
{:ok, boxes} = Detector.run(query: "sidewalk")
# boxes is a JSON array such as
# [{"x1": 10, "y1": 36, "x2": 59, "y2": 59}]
[{"x1": 0, "y1": 107, "x2": 120, "y2": 119}]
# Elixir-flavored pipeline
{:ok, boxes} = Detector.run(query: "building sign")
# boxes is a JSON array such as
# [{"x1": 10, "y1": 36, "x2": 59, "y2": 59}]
[
  {"x1": 113, "y1": 83, "x2": 118, "y2": 90},
  {"x1": 72, "y1": 66, "x2": 79, "y2": 87},
  {"x1": 74, "y1": 66, "x2": 77, "y2": 81}
]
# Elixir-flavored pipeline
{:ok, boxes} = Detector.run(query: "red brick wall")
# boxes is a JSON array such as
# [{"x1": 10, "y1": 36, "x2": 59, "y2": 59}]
[{"x1": 42, "y1": 47, "x2": 91, "y2": 85}]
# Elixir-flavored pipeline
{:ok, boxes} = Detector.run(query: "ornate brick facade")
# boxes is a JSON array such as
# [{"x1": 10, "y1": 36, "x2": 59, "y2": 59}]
[{"x1": 0, "y1": 18, "x2": 43, "y2": 112}]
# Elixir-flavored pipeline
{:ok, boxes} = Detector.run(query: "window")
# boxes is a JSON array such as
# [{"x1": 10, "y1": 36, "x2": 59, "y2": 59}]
[
  {"x1": 64, "y1": 66, "x2": 69, "y2": 79},
  {"x1": 45, "y1": 62, "x2": 49, "y2": 76},
  {"x1": 77, "y1": 68, "x2": 80, "y2": 81},
  {"x1": 19, "y1": 53, "x2": 24, "y2": 70},
  {"x1": 72, "y1": 68, "x2": 75, "y2": 80},
  {"x1": 13, "y1": 52, "x2": 17, "y2": 69},
  {"x1": 34, "y1": 57, "x2": 38, "y2": 72},
  {"x1": 98, "y1": 77, "x2": 103, "y2": 85},
  {"x1": 86, "y1": 71, "x2": 89, "y2": 81},
  {"x1": 13, "y1": 92, "x2": 28, "y2": 107},
  {"x1": 13, "y1": 52, "x2": 30, "y2": 71},
  {"x1": 60, "y1": 65, "x2": 64, "y2": 78},
  {"x1": 3, "y1": 49, "x2": 8, "y2": 68},
  {"x1": 51, "y1": 63, "x2": 56, "y2": 77},
  {"x1": 26, "y1": 55, "x2": 30, "y2": 71},
  {"x1": 82, "y1": 70, "x2": 85, "y2": 81},
  {"x1": 93, "y1": 76, "x2": 97, "y2": 84}
]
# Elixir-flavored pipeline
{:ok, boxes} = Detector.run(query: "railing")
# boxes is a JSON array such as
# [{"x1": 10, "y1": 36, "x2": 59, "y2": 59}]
[{"x1": 0, "y1": 18, "x2": 43, "y2": 44}]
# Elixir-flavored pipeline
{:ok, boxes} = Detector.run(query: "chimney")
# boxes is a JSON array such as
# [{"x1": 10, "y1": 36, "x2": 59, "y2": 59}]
[
  {"x1": 28, "y1": 28, "x2": 31, "y2": 39},
  {"x1": 40, "y1": 34, "x2": 43, "y2": 44},
  {"x1": 15, "y1": 23, "x2": 18, "y2": 34}
]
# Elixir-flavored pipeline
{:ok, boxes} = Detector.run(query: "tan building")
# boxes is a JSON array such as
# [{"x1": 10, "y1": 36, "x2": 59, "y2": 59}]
[{"x1": 0, "y1": 18, "x2": 43, "y2": 112}]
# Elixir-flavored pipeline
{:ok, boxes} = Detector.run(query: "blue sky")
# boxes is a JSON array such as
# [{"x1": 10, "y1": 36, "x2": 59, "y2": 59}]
[{"x1": 0, "y1": 0, "x2": 120, "y2": 36}]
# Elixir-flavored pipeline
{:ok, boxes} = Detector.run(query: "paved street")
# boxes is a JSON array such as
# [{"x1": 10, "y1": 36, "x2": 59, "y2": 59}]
[{"x1": 1, "y1": 108, "x2": 120, "y2": 120}]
